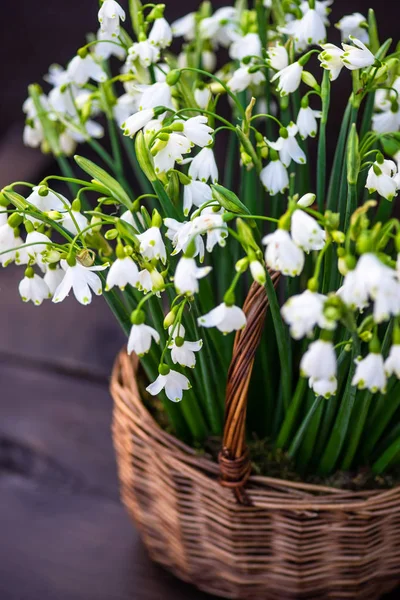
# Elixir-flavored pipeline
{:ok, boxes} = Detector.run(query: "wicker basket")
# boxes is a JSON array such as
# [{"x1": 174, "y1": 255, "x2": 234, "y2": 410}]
[{"x1": 111, "y1": 279, "x2": 400, "y2": 600}]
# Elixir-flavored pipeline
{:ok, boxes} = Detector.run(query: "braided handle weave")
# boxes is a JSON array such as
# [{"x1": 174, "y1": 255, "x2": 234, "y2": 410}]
[{"x1": 218, "y1": 270, "x2": 280, "y2": 504}]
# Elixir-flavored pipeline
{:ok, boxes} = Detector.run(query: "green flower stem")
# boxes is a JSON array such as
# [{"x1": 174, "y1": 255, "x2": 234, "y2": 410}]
[
  {"x1": 344, "y1": 181, "x2": 357, "y2": 233},
  {"x1": 120, "y1": 134, "x2": 153, "y2": 196},
  {"x1": 316, "y1": 71, "x2": 330, "y2": 212},
  {"x1": 372, "y1": 436, "x2": 400, "y2": 474}
]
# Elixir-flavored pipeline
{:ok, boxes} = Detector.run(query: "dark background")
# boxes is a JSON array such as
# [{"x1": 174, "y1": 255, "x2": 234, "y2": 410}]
[{"x1": 1, "y1": 2, "x2": 400, "y2": 600}]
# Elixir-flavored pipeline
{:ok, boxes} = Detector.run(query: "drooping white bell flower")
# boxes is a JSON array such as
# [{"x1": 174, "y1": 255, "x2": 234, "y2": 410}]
[
  {"x1": 98, "y1": 0, "x2": 126, "y2": 37},
  {"x1": 168, "y1": 324, "x2": 203, "y2": 369},
  {"x1": 135, "y1": 268, "x2": 154, "y2": 294},
  {"x1": 44, "y1": 265, "x2": 64, "y2": 294},
  {"x1": 310, "y1": 376, "x2": 337, "y2": 398},
  {"x1": 271, "y1": 61, "x2": 303, "y2": 96},
  {"x1": 341, "y1": 36, "x2": 375, "y2": 70},
  {"x1": 296, "y1": 106, "x2": 321, "y2": 139},
  {"x1": 164, "y1": 218, "x2": 205, "y2": 260},
  {"x1": 128, "y1": 41, "x2": 160, "y2": 68},
  {"x1": 19, "y1": 269, "x2": 50, "y2": 305},
  {"x1": 229, "y1": 32, "x2": 262, "y2": 61},
  {"x1": 94, "y1": 29, "x2": 126, "y2": 60},
  {"x1": 53, "y1": 259, "x2": 108, "y2": 305},
  {"x1": 372, "y1": 107, "x2": 400, "y2": 134},
  {"x1": 25, "y1": 231, "x2": 51, "y2": 269},
  {"x1": 183, "y1": 180, "x2": 212, "y2": 216},
  {"x1": 267, "y1": 123, "x2": 306, "y2": 167},
  {"x1": 146, "y1": 367, "x2": 191, "y2": 402},
  {"x1": 122, "y1": 108, "x2": 155, "y2": 137},
  {"x1": 59, "y1": 131, "x2": 77, "y2": 156},
  {"x1": 137, "y1": 227, "x2": 167, "y2": 264},
  {"x1": 189, "y1": 147, "x2": 219, "y2": 182},
  {"x1": 139, "y1": 82, "x2": 173, "y2": 111},
  {"x1": 267, "y1": 43, "x2": 289, "y2": 72},
  {"x1": 67, "y1": 55, "x2": 107, "y2": 86},
  {"x1": 385, "y1": 345, "x2": 400, "y2": 379},
  {"x1": 149, "y1": 17, "x2": 172, "y2": 48},
  {"x1": 194, "y1": 87, "x2": 212, "y2": 110},
  {"x1": 199, "y1": 7, "x2": 237, "y2": 48},
  {"x1": 260, "y1": 157, "x2": 289, "y2": 196},
  {"x1": 192, "y1": 209, "x2": 228, "y2": 253},
  {"x1": 366, "y1": 158, "x2": 399, "y2": 200},
  {"x1": 114, "y1": 94, "x2": 140, "y2": 127},
  {"x1": 227, "y1": 66, "x2": 265, "y2": 93},
  {"x1": 171, "y1": 13, "x2": 196, "y2": 40},
  {"x1": 262, "y1": 229, "x2": 305, "y2": 277},
  {"x1": 61, "y1": 210, "x2": 89, "y2": 236},
  {"x1": 153, "y1": 133, "x2": 192, "y2": 173},
  {"x1": 285, "y1": 8, "x2": 326, "y2": 50},
  {"x1": 373, "y1": 277, "x2": 400, "y2": 324},
  {"x1": 281, "y1": 290, "x2": 334, "y2": 340},
  {"x1": 318, "y1": 43, "x2": 344, "y2": 81},
  {"x1": 299, "y1": 0, "x2": 332, "y2": 23},
  {"x1": 291, "y1": 209, "x2": 326, "y2": 252},
  {"x1": 127, "y1": 322, "x2": 160, "y2": 356},
  {"x1": 352, "y1": 353, "x2": 386, "y2": 393},
  {"x1": 198, "y1": 303, "x2": 246, "y2": 334},
  {"x1": 0, "y1": 223, "x2": 26, "y2": 266},
  {"x1": 336, "y1": 13, "x2": 368, "y2": 43},
  {"x1": 106, "y1": 257, "x2": 139, "y2": 291},
  {"x1": 181, "y1": 116, "x2": 213, "y2": 148},
  {"x1": 300, "y1": 339, "x2": 337, "y2": 381},
  {"x1": 48, "y1": 85, "x2": 77, "y2": 118},
  {"x1": 174, "y1": 256, "x2": 212, "y2": 295},
  {"x1": 249, "y1": 260, "x2": 266, "y2": 285},
  {"x1": 26, "y1": 186, "x2": 70, "y2": 215},
  {"x1": 23, "y1": 122, "x2": 43, "y2": 148}
]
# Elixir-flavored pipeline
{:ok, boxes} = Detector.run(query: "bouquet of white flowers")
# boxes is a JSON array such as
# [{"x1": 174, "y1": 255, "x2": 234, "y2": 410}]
[{"x1": 2, "y1": 0, "x2": 400, "y2": 479}]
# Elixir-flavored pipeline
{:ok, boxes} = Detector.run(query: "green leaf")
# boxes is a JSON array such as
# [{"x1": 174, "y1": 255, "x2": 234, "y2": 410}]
[
  {"x1": 372, "y1": 436, "x2": 400, "y2": 474},
  {"x1": 74, "y1": 155, "x2": 133, "y2": 210},
  {"x1": 211, "y1": 183, "x2": 251, "y2": 215}
]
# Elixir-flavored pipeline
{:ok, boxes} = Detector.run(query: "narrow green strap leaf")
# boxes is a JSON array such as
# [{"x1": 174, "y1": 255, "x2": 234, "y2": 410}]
[
  {"x1": 74, "y1": 155, "x2": 133, "y2": 210},
  {"x1": 276, "y1": 376, "x2": 307, "y2": 449},
  {"x1": 340, "y1": 390, "x2": 373, "y2": 471},
  {"x1": 327, "y1": 101, "x2": 352, "y2": 211},
  {"x1": 288, "y1": 395, "x2": 322, "y2": 457},
  {"x1": 317, "y1": 71, "x2": 330, "y2": 211},
  {"x1": 372, "y1": 436, "x2": 400, "y2": 474}
]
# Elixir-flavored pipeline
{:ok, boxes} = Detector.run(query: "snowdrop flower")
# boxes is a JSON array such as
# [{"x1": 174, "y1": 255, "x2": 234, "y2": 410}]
[
  {"x1": 194, "y1": 87, "x2": 212, "y2": 110},
  {"x1": 25, "y1": 231, "x2": 51, "y2": 268},
  {"x1": 260, "y1": 156, "x2": 289, "y2": 196},
  {"x1": 171, "y1": 13, "x2": 196, "y2": 40},
  {"x1": 199, "y1": 7, "x2": 237, "y2": 48},
  {"x1": 310, "y1": 376, "x2": 337, "y2": 398},
  {"x1": 106, "y1": 256, "x2": 139, "y2": 291},
  {"x1": 127, "y1": 318, "x2": 160, "y2": 357},
  {"x1": 59, "y1": 131, "x2": 77, "y2": 156},
  {"x1": 174, "y1": 256, "x2": 212, "y2": 295},
  {"x1": 228, "y1": 66, "x2": 265, "y2": 93},
  {"x1": 250, "y1": 260, "x2": 266, "y2": 285},
  {"x1": 44, "y1": 265, "x2": 64, "y2": 294},
  {"x1": 181, "y1": 116, "x2": 213, "y2": 147},
  {"x1": 23, "y1": 122, "x2": 43, "y2": 148},
  {"x1": 198, "y1": 303, "x2": 246, "y2": 334},
  {"x1": 268, "y1": 123, "x2": 306, "y2": 167},
  {"x1": 286, "y1": 8, "x2": 326, "y2": 49},
  {"x1": 300, "y1": 339, "x2": 337, "y2": 381},
  {"x1": 67, "y1": 55, "x2": 107, "y2": 86},
  {"x1": 281, "y1": 290, "x2": 334, "y2": 339},
  {"x1": 137, "y1": 227, "x2": 166, "y2": 264},
  {"x1": 373, "y1": 277, "x2": 400, "y2": 323},
  {"x1": 297, "y1": 105, "x2": 321, "y2": 139},
  {"x1": 183, "y1": 181, "x2": 212, "y2": 216},
  {"x1": 128, "y1": 41, "x2": 160, "y2": 68},
  {"x1": 372, "y1": 106, "x2": 400, "y2": 134},
  {"x1": 336, "y1": 13, "x2": 368, "y2": 43},
  {"x1": 98, "y1": 0, "x2": 125, "y2": 37},
  {"x1": 341, "y1": 36, "x2": 375, "y2": 70},
  {"x1": 318, "y1": 43, "x2": 344, "y2": 81},
  {"x1": 267, "y1": 44, "x2": 289, "y2": 72},
  {"x1": 19, "y1": 269, "x2": 50, "y2": 305},
  {"x1": 366, "y1": 158, "x2": 399, "y2": 201},
  {"x1": 135, "y1": 269, "x2": 154, "y2": 294},
  {"x1": 61, "y1": 210, "x2": 89, "y2": 236},
  {"x1": 164, "y1": 218, "x2": 205, "y2": 260},
  {"x1": 300, "y1": 0, "x2": 332, "y2": 22},
  {"x1": 189, "y1": 147, "x2": 218, "y2": 182},
  {"x1": 352, "y1": 353, "x2": 386, "y2": 393},
  {"x1": 271, "y1": 62, "x2": 303, "y2": 96},
  {"x1": 146, "y1": 367, "x2": 191, "y2": 402},
  {"x1": 53, "y1": 259, "x2": 107, "y2": 305},
  {"x1": 291, "y1": 210, "x2": 326, "y2": 252},
  {"x1": 139, "y1": 82, "x2": 173, "y2": 111},
  {"x1": 153, "y1": 133, "x2": 192, "y2": 173},
  {"x1": 114, "y1": 94, "x2": 140, "y2": 127},
  {"x1": 192, "y1": 209, "x2": 228, "y2": 253},
  {"x1": 149, "y1": 17, "x2": 172, "y2": 48},
  {"x1": 385, "y1": 345, "x2": 400, "y2": 378},
  {"x1": 122, "y1": 108, "x2": 155, "y2": 137},
  {"x1": 168, "y1": 325, "x2": 202, "y2": 368},
  {"x1": 95, "y1": 29, "x2": 127, "y2": 60},
  {"x1": 262, "y1": 229, "x2": 305, "y2": 277},
  {"x1": 0, "y1": 222, "x2": 26, "y2": 266},
  {"x1": 229, "y1": 33, "x2": 262, "y2": 61},
  {"x1": 26, "y1": 186, "x2": 70, "y2": 214}
]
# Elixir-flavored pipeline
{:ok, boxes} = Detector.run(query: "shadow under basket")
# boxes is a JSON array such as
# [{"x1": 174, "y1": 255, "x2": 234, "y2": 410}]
[{"x1": 111, "y1": 280, "x2": 400, "y2": 600}]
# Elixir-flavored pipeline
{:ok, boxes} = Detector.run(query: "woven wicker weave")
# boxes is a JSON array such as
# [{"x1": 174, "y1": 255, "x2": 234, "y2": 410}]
[{"x1": 111, "y1": 279, "x2": 400, "y2": 600}]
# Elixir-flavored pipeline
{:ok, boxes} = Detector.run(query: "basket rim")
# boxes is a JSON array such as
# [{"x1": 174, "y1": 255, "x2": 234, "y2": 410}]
[{"x1": 111, "y1": 348, "x2": 400, "y2": 512}]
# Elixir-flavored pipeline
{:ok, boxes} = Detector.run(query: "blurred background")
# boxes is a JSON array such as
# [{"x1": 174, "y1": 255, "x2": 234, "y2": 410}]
[{"x1": 0, "y1": 2, "x2": 399, "y2": 599}]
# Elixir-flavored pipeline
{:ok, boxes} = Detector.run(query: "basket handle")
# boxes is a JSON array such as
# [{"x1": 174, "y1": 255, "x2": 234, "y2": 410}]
[{"x1": 218, "y1": 269, "x2": 280, "y2": 504}]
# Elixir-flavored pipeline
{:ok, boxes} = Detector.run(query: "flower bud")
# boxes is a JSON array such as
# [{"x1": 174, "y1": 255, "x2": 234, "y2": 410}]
[
  {"x1": 331, "y1": 230, "x2": 345, "y2": 244},
  {"x1": 105, "y1": 228, "x2": 119, "y2": 240},
  {"x1": 46, "y1": 250, "x2": 61, "y2": 263},
  {"x1": 163, "y1": 310, "x2": 176, "y2": 329},
  {"x1": 90, "y1": 214, "x2": 102, "y2": 233},
  {"x1": 301, "y1": 71, "x2": 320, "y2": 92},
  {"x1": 235, "y1": 257, "x2": 249, "y2": 272},
  {"x1": 211, "y1": 184, "x2": 249, "y2": 215},
  {"x1": 135, "y1": 131, "x2": 157, "y2": 183},
  {"x1": 297, "y1": 193, "x2": 315, "y2": 208},
  {"x1": 166, "y1": 69, "x2": 181, "y2": 86},
  {"x1": 150, "y1": 268, "x2": 165, "y2": 291},
  {"x1": 7, "y1": 213, "x2": 23, "y2": 228},
  {"x1": 250, "y1": 260, "x2": 266, "y2": 285},
  {"x1": 151, "y1": 209, "x2": 163, "y2": 228}
]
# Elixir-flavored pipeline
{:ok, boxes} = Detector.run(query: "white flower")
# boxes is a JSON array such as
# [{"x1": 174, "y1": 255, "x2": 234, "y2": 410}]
[
  {"x1": 128, "y1": 41, "x2": 160, "y2": 68},
  {"x1": 61, "y1": 210, "x2": 89, "y2": 236},
  {"x1": 297, "y1": 193, "x2": 316, "y2": 208},
  {"x1": 153, "y1": 133, "x2": 192, "y2": 173},
  {"x1": 26, "y1": 186, "x2": 70, "y2": 214},
  {"x1": 25, "y1": 231, "x2": 51, "y2": 267},
  {"x1": 385, "y1": 345, "x2": 400, "y2": 378},
  {"x1": 149, "y1": 17, "x2": 172, "y2": 48},
  {"x1": 189, "y1": 147, "x2": 218, "y2": 182},
  {"x1": 199, "y1": 7, "x2": 237, "y2": 48},
  {"x1": 318, "y1": 43, "x2": 344, "y2": 81},
  {"x1": 249, "y1": 260, "x2": 266, "y2": 285},
  {"x1": 373, "y1": 276, "x2": 400, "y2": 323},
  {"x1": 291, "y1": 210, "x2": 326, "y2": 252},
  {"x1": 297, "y1": 106, "x2": 321, "y2": 139},
  {"x1": 289, "y1": 8, "x2": 326, "y2": 49},
  {"x1": 198, "y1": 303, "x2": 246, "y2": 334},
  {"x1": 146, "y1": 368, "x2": 191, "y2": 402},
  {"x1": 122, "y1": 108, "x2": 155, "y2": 137},
  {"x1": 260, "y1": 158, "x2": 289, "y2": 196},
  {"x1": 352, "y1": 353, "x2": 386, "y2": 393},
  {"x1": 168, "y1": 324, "x2": 202, "y2": 368},
  {"x1": 271, "y1": 62, "x2": 303, "y2": 96},
  {"x1": 59, "y1": 131, "x2": 77, "y2": 156},
  {"x1": 23, "y1": 122, "x2": 43, "y2": 148},
  {"x1": 194, "y1": 87, "x2": 212, "y2": 109},
  {"x1": 229, "y1": 33, "x2": 262, "y2": 61},
  {"x1": 182, "y1": 116, "x2": 213, "y2": 147},
  {"x1": 183, "y1": 181, "x2": 212, "y2": 216},
  {"x1": 53, "y1": 259, "x2": 107, "y2": 305},
  {"x1": 267, "y1": 43, "x2": 289, "y2": 71},
  {"x1": 136, "y1": 269, "x2": 154, "y2": 293},
  {"x1": 310, "y1": 376, "x2": 337, "y2": 398},
  {"x1": 281, "y1": 290, "x2": 334, "y2": 340},
  {"x1": 106, "y1": 257, "x2": 139, "y2": 291},
  {"x1": 174, "y1": 257, "x2": 212, "y2": 294},
  {"x1": 95, "y1": 29, "x2": 127, "y2": 60},
  {"x1": 268, "y1": 123, "x2": 306, "y2": 167},
  {"x1": 171, "y1": 13, "x2": 196, "y2": 40},
  {"x1": 44, "y1": 265, "x2": 64, "y2": 294},
  {"x1": 127, "y1": 323, "x2": 160, "y2": 356},
  {"x1": 137, "y1": 227, "x2": 166, "y2": 263},
  {"x1": 300, "y1": 340, "x2": 337, "y2": 380},
  {"x1": 300, "y1": 0, "x2": 332, "y2": 23},
  {"x1": 0, "y1": 223, "x2": 25, "y2": 266},
  {"x1": 98, "y1": 0, "x2": 126, "y2": 37},
  {"x1": 336, "y1": 13, "x2": 368, "y2": 43},
  {"x1": 366, "y1": 159, "x2": 399, "y2": 201},
  {"x1": 114, "y1": 94, "x2": 140, "y2": 127},
  {"x1": 164, "y1": 218, "x2": 205, "y2": 260},
  {"x1": 227, "y1": 66, "x2": 265, "y2": 93},
  {"x1": 139, "y1": 82, "x2": 173, "y2": 112},
  {"x1": 19, "y1": 271, "x2": 50, "y2": 305},
  {"x1": 67, "y1": 55, "x2": 107, "y2": 86},
  {"x1": 192, "y1": 209, "x2": 228, "y2": 252},
  {"x1": 372, "y1": 108, "x2": 400, "y2": 134},
  {"x1": 341, "y1": 36, "x2": 375, "y2": 70},
  {"x1": 262, "y1": 229, "x2": 305, "y2": 277}
]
